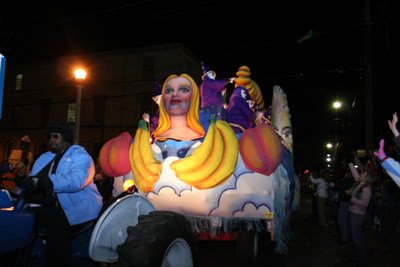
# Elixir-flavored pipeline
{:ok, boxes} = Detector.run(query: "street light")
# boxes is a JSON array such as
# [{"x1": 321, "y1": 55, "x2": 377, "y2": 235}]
[
  {"x1": 333, "y1": 101, "x2": 351, "y2": 126},
  {"x1": 327, "y1": 143, "x2": 333, "y2": 148},
  {"x1": 74, "y1": 69, "x2": 86, "y2": 144}
]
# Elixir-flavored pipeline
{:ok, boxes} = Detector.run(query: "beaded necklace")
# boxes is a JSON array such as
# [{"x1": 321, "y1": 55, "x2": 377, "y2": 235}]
[{"x1": 348, "y1": 182, "x2": 370, "y2": 199}]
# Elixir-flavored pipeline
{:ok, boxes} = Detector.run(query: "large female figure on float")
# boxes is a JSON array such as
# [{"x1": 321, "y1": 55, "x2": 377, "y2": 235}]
[{"x1": 153, "y1": 74, "x2": 205, "y2": 141}]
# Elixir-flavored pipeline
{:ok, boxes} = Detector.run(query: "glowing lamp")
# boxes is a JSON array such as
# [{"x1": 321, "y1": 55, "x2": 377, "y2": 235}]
[
  {"x1": 123, "y1": 179, "x2": 135, "y2": 191},
  {"x1": 74, "y1": 69, "x2": 86, "y2": 80}
]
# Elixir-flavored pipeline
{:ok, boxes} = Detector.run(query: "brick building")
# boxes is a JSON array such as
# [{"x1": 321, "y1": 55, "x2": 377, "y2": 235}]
[{"x1": 0, "y1": 43, "x2": 201, "y2": 163}]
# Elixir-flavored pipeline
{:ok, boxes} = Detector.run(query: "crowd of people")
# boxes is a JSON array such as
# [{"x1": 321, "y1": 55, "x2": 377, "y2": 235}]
[
  {"x1": 309, "y1": 112, "x2": 400, "y2": 266},
  {"x1": 0, "y1": 159, "x2": 30, "y2": 192}
]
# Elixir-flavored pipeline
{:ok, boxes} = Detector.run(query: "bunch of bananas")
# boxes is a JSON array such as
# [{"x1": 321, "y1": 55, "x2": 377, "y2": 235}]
[
  {"x1": 170, "y1": 116, "x2": 239, "y2": 190},
  {"x1": 129, "y1": 120, "x2": 162, "y2": 193}
]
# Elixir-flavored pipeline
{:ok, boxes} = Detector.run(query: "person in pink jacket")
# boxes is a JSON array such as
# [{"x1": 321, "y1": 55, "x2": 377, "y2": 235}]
[{"x1": 347, "y1": 161, "x2": 374, "y2": 266}]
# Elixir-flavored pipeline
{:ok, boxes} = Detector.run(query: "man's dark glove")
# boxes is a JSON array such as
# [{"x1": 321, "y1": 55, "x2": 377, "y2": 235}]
[
  {"x1": 36, "y1": 175, "x2": 53, "y2": 194},
  {"x1": 36, "y1": 175, "x2": 55, "y2": 205},
  {"x1": 21, "y1": 175, "x2": 55, "y2": 205},
  {"x1": 20, "y1": 177, "x2": 37, "y2": 193}
]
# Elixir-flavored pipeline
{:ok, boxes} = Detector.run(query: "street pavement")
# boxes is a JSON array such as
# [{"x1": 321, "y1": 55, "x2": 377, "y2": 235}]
[{"x1": 197, "y1": 188, "x2": 400, "y2": 267}]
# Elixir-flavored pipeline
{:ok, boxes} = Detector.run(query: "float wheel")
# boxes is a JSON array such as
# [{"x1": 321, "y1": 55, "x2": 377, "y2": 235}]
[
  {"x1": 116, "y1": 211, "x2": 196, "y2": 267},
  {"x1": 237, "y1": 229, "x2": 260, "y2": 267}
]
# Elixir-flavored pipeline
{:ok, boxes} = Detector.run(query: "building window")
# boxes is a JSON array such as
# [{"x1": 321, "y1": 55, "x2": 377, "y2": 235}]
[
  {"x1": 11, "y1": 106, "x2": 19, "y2": 125},
  {"x1": 40, "y1": 103, "x2": 50, "y2": 125},
  {"x1": 67, "y1": 103, "x2": 76, "y2": 123},
  {"x1": 143, "y1": 56, "x2": 154, "y2": 80},
  {"x1": 15, "y1": 74, "x2": 23, "y2": 91}
]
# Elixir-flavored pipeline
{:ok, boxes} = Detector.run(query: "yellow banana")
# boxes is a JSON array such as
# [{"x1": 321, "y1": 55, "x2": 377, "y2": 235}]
[
  {"x1": 236, "y1": 70, "x2": 251, "y2": 77},
  {"x1": 129, "y1": 141, "x2": 153, "y2": 192},
  {"x1": 193, "y1": 120, "x2": 239, "y2": 190},
  {"x1": 170, "y1": 118, "x2": 215, "y2": 173},
  {"x1": 235, "y1": 76, "x2": 251, "y2": 86},
  {"x1": 238, "y1": 65, "x2": 250, "y2": 73},
  {"x1": 139, "y1": 124, "x2": 162, "y2": 174},
  {"x1": 128, "y1": 120, "x2": 162, "y2": 192},
  {"x1": 175, "y1": 127, "x2": 224, "y2": 186}
]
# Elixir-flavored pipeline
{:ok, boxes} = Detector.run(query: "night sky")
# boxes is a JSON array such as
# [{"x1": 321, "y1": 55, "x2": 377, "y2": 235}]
[{"x1": 1, "y1": 0, "x2": 400, "y2": 172}]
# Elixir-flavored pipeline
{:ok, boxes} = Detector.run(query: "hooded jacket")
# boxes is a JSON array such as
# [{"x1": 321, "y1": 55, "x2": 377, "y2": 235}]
[{"x1": 30, "y1": 145, "x2": 103, "y2": 225}]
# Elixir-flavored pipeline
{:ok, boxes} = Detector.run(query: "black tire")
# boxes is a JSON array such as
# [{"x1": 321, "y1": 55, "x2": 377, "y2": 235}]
[
  {"x1": 237, "y1": 229, "x2": 260, "y2": 267},
  {"x1": 116, "y1": 211, "x2": 197, "y2": 267}
]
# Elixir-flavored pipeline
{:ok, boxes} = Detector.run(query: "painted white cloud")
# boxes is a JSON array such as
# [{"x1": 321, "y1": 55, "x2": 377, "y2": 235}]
[
  {"x1": 209, "y1": 170, "x2": 277, "y2": 217},
  {"x1": 113, "y1": 154, "x2": 288, "y2": 222},
  {"x1": 233, "y1": 203, "x2": 271, "y2": 217}
]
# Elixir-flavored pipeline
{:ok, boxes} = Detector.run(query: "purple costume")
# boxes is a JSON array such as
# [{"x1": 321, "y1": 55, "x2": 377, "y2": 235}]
[
  {"x1": 199, "y1": 76, "x2": 226, "y2": 107},
  {"x1": 150, "y1": 110, "x2": 160, "y2": 133},
  {"x1": 226, "y1": 86, "x2": 255, "y2": 133},
  {"x1": 149, "y1": 78, "x2": 162, "y2": 135}
]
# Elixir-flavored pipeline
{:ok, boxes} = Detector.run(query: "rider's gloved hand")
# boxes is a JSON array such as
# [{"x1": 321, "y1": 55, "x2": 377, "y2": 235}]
[
  {"x1": 35, "y1": 174, "x2": 53, "y2": 193},
  {"x1": 20, "y1": 177, "x2": 37, "y2": 193},
  {"x1": 374, "y1": 139, "x2": 387, "y2": 160},
  {"x1": 36, "y1": 174, "x2": 55, "y2": 204}
]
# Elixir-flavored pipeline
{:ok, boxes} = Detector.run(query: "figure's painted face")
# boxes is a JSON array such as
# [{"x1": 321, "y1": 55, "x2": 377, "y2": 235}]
[
  {"x1": 241, "y1": 89, "x2": 247, "y2": 99},
  {"x1": 163, "y1": 76, "x2": 193, "y2": 116},
  {"x1": 207, "y1": 71, "x2": 216, "y2": 80}
]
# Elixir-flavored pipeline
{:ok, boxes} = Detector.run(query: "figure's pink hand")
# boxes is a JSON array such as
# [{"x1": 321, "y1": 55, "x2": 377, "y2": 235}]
[{"x1": 373, "y1": 139, "x2": 386, "y2": 160}]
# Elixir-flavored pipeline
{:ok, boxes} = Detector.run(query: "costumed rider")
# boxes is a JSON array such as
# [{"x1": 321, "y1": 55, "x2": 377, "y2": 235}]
[
  {"x1": 199, "y1": 61, "x2": 235, "y2": 108},
  {"x1": 20, "y1": 123, "x2": 103, "y2": 267},
  {"x1": 262, "y1": 105, "x2": 272, "y2": 125},
  {"x1": 226, "y1": 86, "x2": 257, "y2": 133},
  {"x1": 249, "y1": 95, "x2": 265, "y2": 127},
  {"x1": 143, "y1": 78, "x2": 162, "y2": 137},
  {"x1": 1, "y1": 161, "x2": 24, "y2": 192}
]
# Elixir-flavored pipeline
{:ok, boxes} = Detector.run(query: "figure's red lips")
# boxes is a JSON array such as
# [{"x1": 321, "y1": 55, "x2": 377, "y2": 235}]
[{"x1": 170, "y1": 99, "x2": 181, "y2": 104}]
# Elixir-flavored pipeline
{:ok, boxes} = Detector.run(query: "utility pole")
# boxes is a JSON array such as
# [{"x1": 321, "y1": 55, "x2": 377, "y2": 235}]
[{"x1": 364, "y1": 0, "x2": 373, "y2": 151}]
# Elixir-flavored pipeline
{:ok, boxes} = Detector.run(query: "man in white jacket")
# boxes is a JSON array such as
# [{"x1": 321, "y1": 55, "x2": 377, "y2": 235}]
[
  {"x1": 22, "y1": 123, "x2": 103, "y2": 266},
  {"x1": 310, "y1": 172, "x2": 334, "y2": 227}
]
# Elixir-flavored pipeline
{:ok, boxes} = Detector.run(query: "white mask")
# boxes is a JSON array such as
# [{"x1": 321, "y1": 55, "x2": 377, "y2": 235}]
[
  {"x1": 206, "y1": 71, "x2": 216, "y2": 80},
  {"x1": 152, "y1": 95, "x2": 161, "y2": 106},
  {"x1": 241, "y1": 90, "x2": 247, "y2": 99}
]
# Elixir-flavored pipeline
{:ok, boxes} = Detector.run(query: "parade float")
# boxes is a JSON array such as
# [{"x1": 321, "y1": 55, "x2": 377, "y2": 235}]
[{"x1": 89, "y1": 67, "x2": 299, "y2": 267}]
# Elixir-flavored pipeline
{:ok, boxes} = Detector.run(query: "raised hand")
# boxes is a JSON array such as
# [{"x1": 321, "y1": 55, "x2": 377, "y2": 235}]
[{"x1": 388, "y1": 112, "x2": 399, "y2": 137}]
